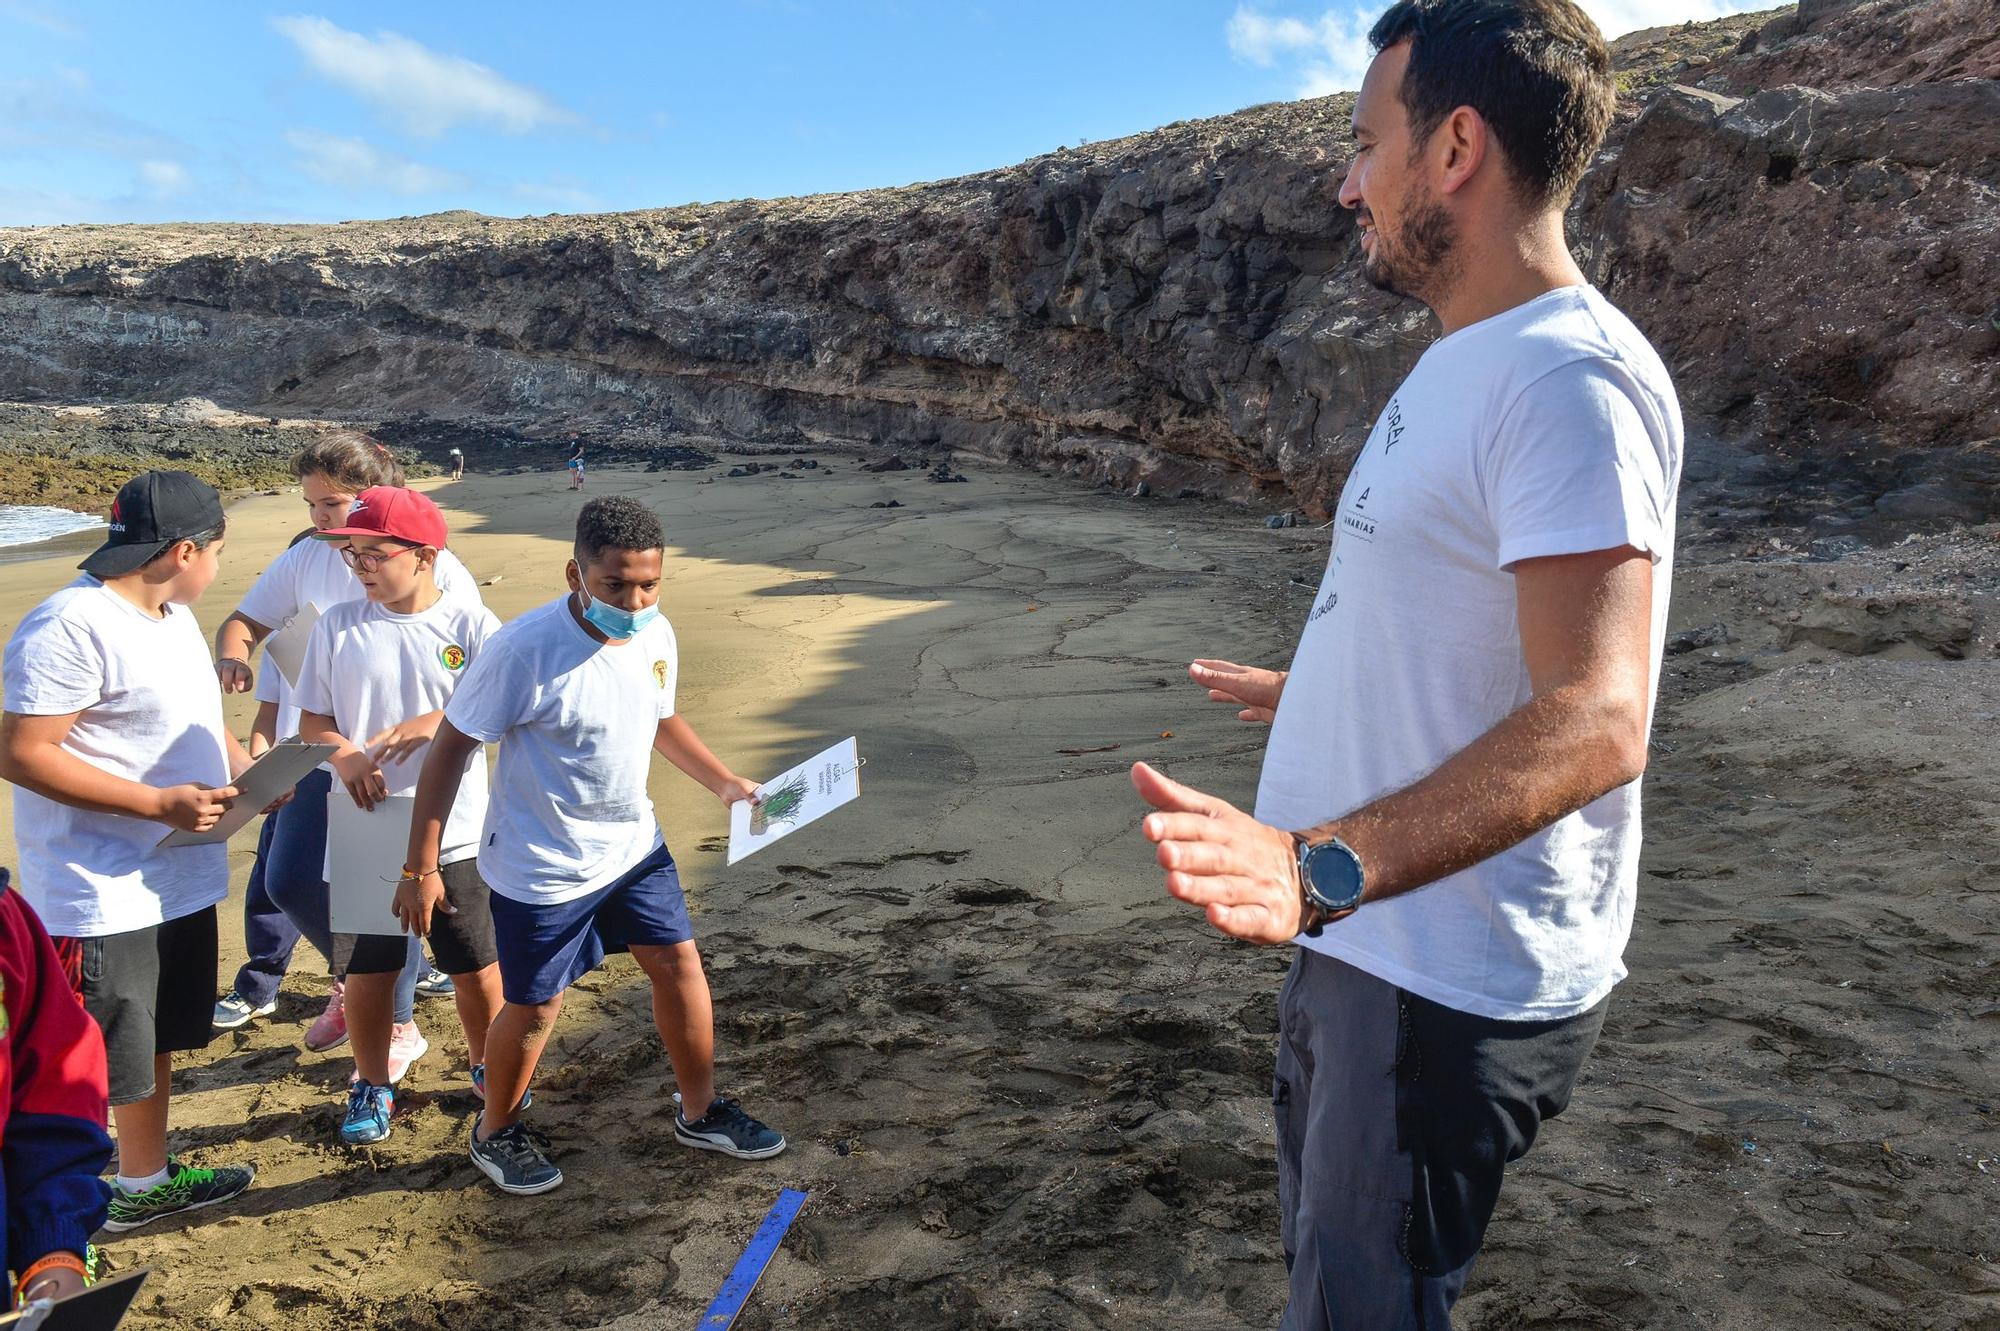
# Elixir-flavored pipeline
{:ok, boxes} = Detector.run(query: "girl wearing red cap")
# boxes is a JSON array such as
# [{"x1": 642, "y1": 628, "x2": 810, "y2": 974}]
[{"x1": 212, "y1": 435, "x2": 487, "y2": 1076}]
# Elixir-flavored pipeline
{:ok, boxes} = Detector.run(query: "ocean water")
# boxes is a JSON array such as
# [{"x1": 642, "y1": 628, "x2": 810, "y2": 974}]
[{"x1": 0, "y1": 505, "x2": 105, "y2": 548}]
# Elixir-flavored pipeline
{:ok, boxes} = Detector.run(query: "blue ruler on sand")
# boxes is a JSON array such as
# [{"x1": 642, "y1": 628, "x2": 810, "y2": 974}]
[{"x1": 698, "y1": 1187, "x2": 810, "y2": 1329}]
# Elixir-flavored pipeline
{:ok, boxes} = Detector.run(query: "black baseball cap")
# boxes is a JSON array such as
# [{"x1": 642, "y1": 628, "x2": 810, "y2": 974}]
[{"x1": 79, "y1": 470, "x2": 226, "y2": 578}]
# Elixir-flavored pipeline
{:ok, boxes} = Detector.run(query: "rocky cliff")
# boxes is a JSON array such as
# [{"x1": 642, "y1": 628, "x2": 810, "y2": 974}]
[{"x1": 0, "y1": 0, "x2": 1993, "y2": 518}]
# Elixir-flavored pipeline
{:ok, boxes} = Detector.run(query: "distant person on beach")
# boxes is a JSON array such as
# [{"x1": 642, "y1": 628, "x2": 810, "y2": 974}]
[
  {"x1": 294, "y1": 487, "x2": 503, "y2": 1145},
  {"x1": 0, "y1": 470, "x2": 258, "y2": 1230},
  {"x1": 403, "y1": 496, "x2": 783, "y2": 1194},
  {"x1": 213, "y1": 433, "x2": 486, "y2": 1074},
  {"x1": 1133, "y1": 2, "x2": 1683, "y2": 1326},
  {"x1": 566, "y1": 440, "x2": 585, "y2": 491},
  {"x1": 449, "y1": 447, "x2": 464, "y2": 482}
]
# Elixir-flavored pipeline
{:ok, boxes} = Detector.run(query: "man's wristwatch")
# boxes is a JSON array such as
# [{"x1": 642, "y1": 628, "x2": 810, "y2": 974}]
[{"x1": 1293, "y1": 833, "x2": 1366, "y2": 937}]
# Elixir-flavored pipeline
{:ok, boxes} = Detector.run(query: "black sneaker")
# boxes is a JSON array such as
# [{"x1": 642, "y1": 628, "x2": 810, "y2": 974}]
[
  {"x1": 673, "y1": 1096, "x2": 786, "y2": 1160},
  {"x1": 102, "y1": 1156, "x2": 255, "y2": 1232},
  {"x1": 469, "y1": 1115, "x2": 562, "y2": 1195}
]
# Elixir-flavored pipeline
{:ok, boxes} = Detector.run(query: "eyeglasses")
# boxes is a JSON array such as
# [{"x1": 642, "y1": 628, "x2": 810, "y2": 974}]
[{"x1": 338, "y1": 544, "x2": 421, "y2": 573}]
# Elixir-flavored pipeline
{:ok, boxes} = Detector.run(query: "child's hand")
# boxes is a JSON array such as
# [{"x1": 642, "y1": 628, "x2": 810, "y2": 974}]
[
  {"x1": 18, "y1": 1260, "x2": 87, "y2": 1302},
  {"x1": 393, "y1": 869, "x2": 453, "y2": 937},
  {"x1": 715, "y1": 776, "x2": 761, "y2": 807},
  {"x1": 367, "y1": 716, "x2": 441, "y2": 765},
  {"x1": 216, "y1": 658, "x2": 254, "y2": 694},
  {"x1": 333, "y1": 751, "x2": 387, "y2": 811},
  {"x1": 155, "y1": 783, "x2": 239, "y2": 833}
]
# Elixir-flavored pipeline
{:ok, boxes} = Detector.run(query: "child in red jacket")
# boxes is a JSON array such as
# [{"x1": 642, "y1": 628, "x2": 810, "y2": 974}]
[{"x1": 2, "y1": 874, "x2": 113, "y2": 1309}]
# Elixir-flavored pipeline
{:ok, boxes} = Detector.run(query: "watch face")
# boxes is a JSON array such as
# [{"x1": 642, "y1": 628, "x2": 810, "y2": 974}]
[{"x1": 1303, "y1": 841, "x2": 1365, "y2": 912}]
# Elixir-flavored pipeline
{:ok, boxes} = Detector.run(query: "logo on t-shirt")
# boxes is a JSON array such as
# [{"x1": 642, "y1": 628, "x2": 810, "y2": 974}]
[
  {"x1": 1382, "y1": 398, "x2": 1405, "y2": 453},
  {"x1": 652, "y1": 660, "x2": 668, "y2": 689},
  {"x1": 440, "y1": 644, "x2": 467, "y2": 671}
]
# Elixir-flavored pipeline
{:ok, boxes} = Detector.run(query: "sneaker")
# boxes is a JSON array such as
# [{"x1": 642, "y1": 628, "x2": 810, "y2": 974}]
[
  {"x1": 102, "y1": 1156, "x2": 255, "y2": 1232},
  {"x1": 470, "y1": 1063, "x2": 534, "y2": 1112},
  {"x1": 212, "y1": 990, "x2": 276, "y2": 1031},
  {"x1": 304, "y1": 981, "x2": 347, "y2": 1053},
  {"x1": 673, "y1": 1096, "x2": 787, "y2": 1160},
  {"x1": 469, "y1": 1115, "x2": 563, "y2": 1195},
  {"x1": 416, "y1": 967, "x2": 456, "y2": 998},
  {"x1": 385, "y1": 1022, "x2": 429, "y2": 1083},
  {"x1": 340, "y1": 1080, "x2": 395, "y2": 1145}
]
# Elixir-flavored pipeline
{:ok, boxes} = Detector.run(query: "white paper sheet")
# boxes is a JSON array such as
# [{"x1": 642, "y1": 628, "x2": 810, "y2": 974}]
[
  {"x1": 727, "y1": 736, "x2": 863, "y2": 866},
  {"x1": 263, "y1": 601, "x2": 322, "y2": 689},
  {"x1": 156, "y1": 740, "x2": 338, "y2": 848},
  {"x1": 326, "y1": 792, "x2": 415, "y2": 936}
]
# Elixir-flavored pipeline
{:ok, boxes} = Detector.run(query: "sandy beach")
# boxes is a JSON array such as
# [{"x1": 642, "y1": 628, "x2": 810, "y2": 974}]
[{"x1": 0, "y1": 454, "x2": 1993, "y2": 1330}]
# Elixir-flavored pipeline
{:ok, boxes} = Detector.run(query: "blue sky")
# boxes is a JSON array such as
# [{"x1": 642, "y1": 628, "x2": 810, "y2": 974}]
[{"x1": 0, "y1": 0, "x2": 1776, "y2": 226}]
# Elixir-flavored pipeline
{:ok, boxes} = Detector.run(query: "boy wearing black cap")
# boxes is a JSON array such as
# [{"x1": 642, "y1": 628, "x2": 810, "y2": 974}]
[{"x1": 0, "y1": 470, "x2": 257, "y2": 1230}]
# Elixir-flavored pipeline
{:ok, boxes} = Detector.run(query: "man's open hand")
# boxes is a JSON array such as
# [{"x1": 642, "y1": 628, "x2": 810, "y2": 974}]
[{"x1": 1132, "y1": 761, "x2": 1302, "y2": 943}]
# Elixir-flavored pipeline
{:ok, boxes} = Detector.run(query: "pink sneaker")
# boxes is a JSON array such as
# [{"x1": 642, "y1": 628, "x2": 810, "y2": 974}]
[
  {"x1": 304, "y1": 981, "x2": 348, "y2": 1053},
  {"x1": 385, "y1": 1022, "x2": 430, "y2": 1084}
]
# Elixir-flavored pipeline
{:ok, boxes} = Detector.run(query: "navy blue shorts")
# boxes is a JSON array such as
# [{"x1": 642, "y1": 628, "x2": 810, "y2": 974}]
[{"x1": 489, "y1": 843, "x2": 693, "y2": 1005}]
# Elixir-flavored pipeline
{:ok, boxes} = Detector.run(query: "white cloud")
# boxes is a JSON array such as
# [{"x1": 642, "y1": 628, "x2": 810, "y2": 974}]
[
  {"x1": 1577, "y1": 0, "x2": 1779, "y2": 37},
  {"x1": 138, "y1": 160, "x2": 190, "y2": 197},
  {"x1": 272, "y1": 16, "x2": 578, "y2": 138},
  {"x1": 1226, "y1": 6, "x2": 1374, "y2": 99},
  {"x1": 285, "y1": 129, "x2": 466, "y2": 194},
  {"x1": 0, "y1": 2, "x2": 83, "y2": 38},
  {"x1": 1228, "y1": 1, "x2": 1779, "y2": 97}
]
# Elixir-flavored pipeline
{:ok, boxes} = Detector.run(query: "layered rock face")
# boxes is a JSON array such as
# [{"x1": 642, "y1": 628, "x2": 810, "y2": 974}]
[{"x1": 0, "y1": 0, "x2": 1992, "y2": 516}]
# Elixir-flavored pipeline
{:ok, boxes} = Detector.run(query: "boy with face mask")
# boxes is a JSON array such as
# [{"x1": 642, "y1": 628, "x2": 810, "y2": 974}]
[{"x1": 402, "y1": 495, "x2": 784, "y2": 1194}]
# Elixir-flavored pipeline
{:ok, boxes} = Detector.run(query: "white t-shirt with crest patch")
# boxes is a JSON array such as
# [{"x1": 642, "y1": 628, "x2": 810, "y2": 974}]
[
  {"x1": 294, "y1": 594, "x2": 500, "y2": 866},
  {"x1": 444, "y1": 596, "x2": 679, "y2": 904}
]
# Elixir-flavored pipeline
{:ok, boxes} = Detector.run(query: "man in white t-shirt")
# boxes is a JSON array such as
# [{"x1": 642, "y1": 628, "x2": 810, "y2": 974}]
[
  {"x1": 403, "y1": 496, "x2": 785, "y2": 1195},
  {"x1": 0, "y1": 470, "x2": 259, "y2": 1231},
  {"x1": 1133, "y1": 3, "x2": 1682, "y2": 1325}
]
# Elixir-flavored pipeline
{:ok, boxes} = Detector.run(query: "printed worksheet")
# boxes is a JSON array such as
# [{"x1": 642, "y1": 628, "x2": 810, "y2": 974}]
[
  {"x1": 156, "y1": 741, "x2": 337, "y2": 848},
  {"x1": 727, "y1": 737, "x2": 862, "y2": 865},
  {"x1": 326, "y1": 792, "x2": 415, "y2": 936},
  {"x1": 263, "y1": 601, "x2": 323, "y2": 688}
]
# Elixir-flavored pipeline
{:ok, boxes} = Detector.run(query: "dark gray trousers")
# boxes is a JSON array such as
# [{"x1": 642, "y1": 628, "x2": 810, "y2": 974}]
[{"x1": 1275, "y1": 949, "x2": 1606, "y2": 1330}]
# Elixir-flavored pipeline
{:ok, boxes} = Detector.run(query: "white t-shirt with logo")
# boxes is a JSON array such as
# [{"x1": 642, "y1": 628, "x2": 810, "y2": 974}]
[
  {"x1": 445, "y1": 597, "x2": 679, "y2": 905},
  {"x1": 294, "y1": 594, "x2": 501, "y2": 867},
  {"x1": 236, "y1": 534, "x2": 477, "y2": 648},
  {"x1": 3, "y1": 577, "x2": 231, "y2": 936},
  {"x1": 1256, "y1": 285, "x2": 1683, "y2": 1021}
]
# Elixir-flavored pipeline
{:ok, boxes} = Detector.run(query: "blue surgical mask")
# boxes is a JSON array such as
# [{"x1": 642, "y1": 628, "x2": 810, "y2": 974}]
[{"x1": 578, "y1": 586, "x2": 659, "y2": 639}]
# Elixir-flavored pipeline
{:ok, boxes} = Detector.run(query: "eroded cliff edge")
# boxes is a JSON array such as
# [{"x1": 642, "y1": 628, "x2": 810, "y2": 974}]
[{"x1": 0, "y1": 0, "x2": 1993, "y2": 518}]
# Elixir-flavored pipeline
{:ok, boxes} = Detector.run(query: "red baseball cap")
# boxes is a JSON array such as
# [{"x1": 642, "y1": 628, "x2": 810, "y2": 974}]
[{"x1": 315, "y1": 486, "x2": 449, "y2": 548}]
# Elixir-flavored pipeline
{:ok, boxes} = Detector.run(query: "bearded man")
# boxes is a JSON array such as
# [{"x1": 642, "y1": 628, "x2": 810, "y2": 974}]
[{"x1": 1133, "y1": 2, "x2": 1684, "y2": 1325}]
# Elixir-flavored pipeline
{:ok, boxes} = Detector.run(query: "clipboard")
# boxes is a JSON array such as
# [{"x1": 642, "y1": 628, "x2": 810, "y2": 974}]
[
  {"x1": 727, "y1": 737, "x2": 863, "y2": 866},
  {"x1": 262, "y1": 602, "x2": 322, "y2": 689},
  {"x1": 0, "y1": 1267, "x2": 150, "y2": 1331},
  {"x1": 156, "y1": 741, "x2": 337, "y2": 848},
  {"x1": 325, "y1": 792, "x2": 415, "y2": 936}
]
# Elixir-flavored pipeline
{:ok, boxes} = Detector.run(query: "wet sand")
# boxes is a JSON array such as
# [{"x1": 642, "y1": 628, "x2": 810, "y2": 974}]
[{"x1": 0, "y1": 455, "x2": 1992, "y2": 1329}]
